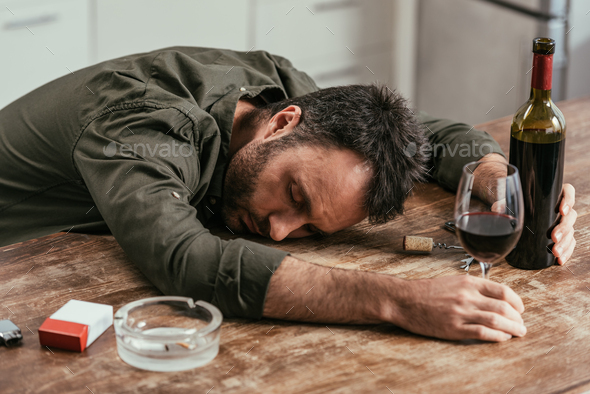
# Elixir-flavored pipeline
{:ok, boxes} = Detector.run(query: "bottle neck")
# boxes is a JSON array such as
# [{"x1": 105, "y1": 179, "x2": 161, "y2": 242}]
[{"x1": 530, "y1": 53, "x2": 553, "y2": 102}]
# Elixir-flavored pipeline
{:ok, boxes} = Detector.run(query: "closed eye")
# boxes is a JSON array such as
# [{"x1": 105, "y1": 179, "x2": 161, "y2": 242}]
[
  {"x1": 289, "y1": 183, "x2": 297, "y2": 205},
  {"x1": 289, "y1": 183, "x2": 329, "y2": 237},
  {"x1": 289, "y1": 183, "x2": 303, "y2": 209}
]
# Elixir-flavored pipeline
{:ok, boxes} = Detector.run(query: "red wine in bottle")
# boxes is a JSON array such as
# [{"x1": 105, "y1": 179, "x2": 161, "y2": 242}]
[{"x1": 506, "y1": 37, "x2": 566, "y2": 270}]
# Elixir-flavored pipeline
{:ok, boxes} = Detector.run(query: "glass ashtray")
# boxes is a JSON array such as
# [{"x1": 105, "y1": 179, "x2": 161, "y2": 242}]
[{"x1": 114, "y1": 296, "x2": 222, "y2": 372}]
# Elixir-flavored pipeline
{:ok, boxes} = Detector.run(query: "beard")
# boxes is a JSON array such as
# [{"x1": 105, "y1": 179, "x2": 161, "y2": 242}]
[{"x1": 220, "y1": 138, "x2": 283, "y2": 235}]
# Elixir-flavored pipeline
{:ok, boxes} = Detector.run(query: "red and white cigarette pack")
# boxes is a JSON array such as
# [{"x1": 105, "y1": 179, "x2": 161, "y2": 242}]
[{"x1": 39, "y1": 300, "x2": 113, "y2": 352}]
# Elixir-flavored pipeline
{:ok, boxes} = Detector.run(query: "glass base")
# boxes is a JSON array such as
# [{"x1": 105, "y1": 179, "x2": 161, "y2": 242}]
[{"x1": 116, "y1": 327, "x2": 219, "y2": 372}]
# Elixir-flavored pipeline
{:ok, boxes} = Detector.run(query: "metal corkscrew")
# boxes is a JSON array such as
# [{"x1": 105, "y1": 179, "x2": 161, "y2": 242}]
[
  {"x1": 402, "y1": 231, "x2": 476, "y2": 271},
  {"x1": 434, "y1": 242, "x2": 463, "y2": 250},
  {"x1": 444, "y1": 221, "x2": 476, "y2": 270},
  {"x1": 402, "y1": 236, "x2": 463, "y2": 252}
]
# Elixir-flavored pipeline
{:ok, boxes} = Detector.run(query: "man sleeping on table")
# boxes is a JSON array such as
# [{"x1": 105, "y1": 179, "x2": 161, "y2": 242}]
[{"x1": 0, "y1": 46, "x2": 577, "y2": 342}]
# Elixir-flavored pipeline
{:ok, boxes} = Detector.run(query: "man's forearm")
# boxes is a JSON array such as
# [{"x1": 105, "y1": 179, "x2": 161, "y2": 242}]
[
  {"x1": 263, "y1": 256, "x2": 404, "y2": 324},
  {"x1": 263, "y1": 255, "x2": 527, "y2": 342},
  {"x1": 473, "y1": 152, "x2": 509, "y2": 204},
  {"x1": 418, "y1": 111, "x2": 507, "y2": 191}
]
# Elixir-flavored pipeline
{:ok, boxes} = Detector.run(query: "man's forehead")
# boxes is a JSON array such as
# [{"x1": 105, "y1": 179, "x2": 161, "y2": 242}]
[{"x1": 272, "y1": 145, "x2": 371, "y2": 187}]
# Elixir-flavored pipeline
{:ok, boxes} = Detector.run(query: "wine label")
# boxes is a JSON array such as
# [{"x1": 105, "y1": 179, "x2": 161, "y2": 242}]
[{"x1": 531, "y1": 54, "x2": 553, "y2": 90}]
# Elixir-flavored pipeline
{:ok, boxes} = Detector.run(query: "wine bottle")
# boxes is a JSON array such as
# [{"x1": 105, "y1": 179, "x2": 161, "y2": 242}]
[{"x1": 506, "y1": 37, "x2": 566, "y2": 270}]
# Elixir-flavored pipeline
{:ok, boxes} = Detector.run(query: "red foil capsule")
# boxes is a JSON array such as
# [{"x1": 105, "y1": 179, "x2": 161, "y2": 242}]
[{"x1": 531, "y1": 53, "x2": 553, "y2": 90}]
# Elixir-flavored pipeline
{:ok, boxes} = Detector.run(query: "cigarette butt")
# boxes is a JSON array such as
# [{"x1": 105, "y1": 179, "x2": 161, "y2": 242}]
[
  {"x1": 403, "y1": 236, "x2": 433, "y2": 252},
  {"x1": 176, "y1": 342, "x2": 196, "y2": 350},
  {"x1": 126, "y1": 338, "x2": 169, "y2": 351}
]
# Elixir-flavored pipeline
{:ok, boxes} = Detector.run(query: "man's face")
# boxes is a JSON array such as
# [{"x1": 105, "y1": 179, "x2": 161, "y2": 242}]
[{"x1": 221, "y1": 140, "x2": 370, "y2": 241}]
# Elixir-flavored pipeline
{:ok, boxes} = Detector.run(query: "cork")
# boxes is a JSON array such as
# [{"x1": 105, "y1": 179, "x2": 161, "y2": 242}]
[{"x1": 403, "y1": 236, "x2": 433, "y2": 252}]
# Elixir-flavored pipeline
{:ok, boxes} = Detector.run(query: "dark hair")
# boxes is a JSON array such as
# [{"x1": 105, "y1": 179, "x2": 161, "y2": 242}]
[{"x1": 257, "y1": 84, "x2": 429, "y2": 224}]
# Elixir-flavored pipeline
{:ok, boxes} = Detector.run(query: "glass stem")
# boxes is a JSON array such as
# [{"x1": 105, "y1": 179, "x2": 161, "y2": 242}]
[{"x1": 480, "y1": 262, "x2": 492, "y2": 279}]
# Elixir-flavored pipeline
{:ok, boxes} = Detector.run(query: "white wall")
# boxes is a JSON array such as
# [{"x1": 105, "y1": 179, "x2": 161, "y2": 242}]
[
  {"x1": 0, "y1": 0, "x2": 92, "y2": 109},
  {"x1": 94, "y1": 0, "x2": 250, "y2": 63},
  {"x1": 391, "y1": 0, "x2": 419, "y2": 105},
  {"x1": 565, "y1": 0, "x2": 590, "y2": 100},
  {"x1": 1, "y1": 0, "x2": 404, "y2": 109}
]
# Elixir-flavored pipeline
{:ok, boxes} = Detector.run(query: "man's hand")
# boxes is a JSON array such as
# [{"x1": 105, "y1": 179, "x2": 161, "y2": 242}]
[
  {"x1": 551, "y1": 184, "x2": 577, "y2": 265},
  {"x1": 392, "y1": 275, "x2": 526, "y2": 342},
  {"x1": 264, "y1": 257, "x2": 526, "y2": 342}
]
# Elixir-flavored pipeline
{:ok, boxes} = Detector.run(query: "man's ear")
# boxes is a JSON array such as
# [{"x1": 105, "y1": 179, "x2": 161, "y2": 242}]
[{"x1": 263, "y1": 105, "x2": 302, "y2": 140}]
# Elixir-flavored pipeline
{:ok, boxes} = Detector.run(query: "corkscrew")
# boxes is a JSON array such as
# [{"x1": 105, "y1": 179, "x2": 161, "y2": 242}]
[
  {"x1": 444, "y1": 221, "x2": 476, "y2": 271},
  {"x1": 402, "y1": 236, "x2": 463, "y2": 252},
  {"x1": 435, "y1": 242, "x2": 463, "y2": 250},
  {"x1": 403, "y1": 224, "x2": 476, "y2": 271}
]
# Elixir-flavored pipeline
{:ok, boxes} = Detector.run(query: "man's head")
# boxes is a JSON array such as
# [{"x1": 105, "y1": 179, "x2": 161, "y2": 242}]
[{"x1": 221, "y1": 84, "x2": 429, "y2": 241}]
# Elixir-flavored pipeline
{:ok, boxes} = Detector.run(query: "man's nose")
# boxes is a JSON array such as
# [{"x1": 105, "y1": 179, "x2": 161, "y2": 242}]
[{"x1": 268, "y1": 211, "x2": 304, "y2": 241}]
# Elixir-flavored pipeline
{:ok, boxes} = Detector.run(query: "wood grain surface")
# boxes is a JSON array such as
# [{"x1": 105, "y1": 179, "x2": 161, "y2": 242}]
[{"x1": 1, "y1": 97, "x2": 589, "y2": 394}]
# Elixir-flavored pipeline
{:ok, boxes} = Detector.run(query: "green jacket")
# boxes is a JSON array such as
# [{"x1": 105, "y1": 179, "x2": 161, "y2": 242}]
[{"x1": 0, "y1": 46, "x2": 504, "y2": 318}]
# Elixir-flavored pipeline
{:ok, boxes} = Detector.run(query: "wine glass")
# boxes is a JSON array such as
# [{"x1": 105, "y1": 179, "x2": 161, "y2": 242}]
[{"x1": 454, "y1": 161, "x2": 524, "y2": 279}]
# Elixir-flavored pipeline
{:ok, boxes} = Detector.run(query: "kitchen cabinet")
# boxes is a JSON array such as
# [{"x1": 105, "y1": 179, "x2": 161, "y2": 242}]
[
  {"x1": 253, "y1": 0, "x2": 394, "y2": 88},
  {"x1": 0, "y1": 0, "x2": 91, "y2": 109},
  {"x1": 1, "y1": 0, "x2": 397, "y2": 109},
  {"x1": 94, "y1": 0, "x2": 250, "y2": 63}
]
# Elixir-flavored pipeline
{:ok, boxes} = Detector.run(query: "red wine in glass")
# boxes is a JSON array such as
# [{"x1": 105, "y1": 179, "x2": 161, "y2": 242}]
[
  {"x1": 454, "y1": 161, "x2": 524, "y2": 279},
  {"x1": 456, "y1": 212, "x2": 521, "y2": 276}
]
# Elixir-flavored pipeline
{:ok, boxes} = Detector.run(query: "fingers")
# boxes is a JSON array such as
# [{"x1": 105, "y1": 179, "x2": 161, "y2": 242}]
[
  {"x1": 465, "y1": 310, "x2": 526, "y2": 338},
  {"x1": 551, "y1": 207, "x2": 577, "y2": 265},
  {"x1": 491, "y1": 199, "x2": 506, "y2": 214},
  {"x1": 552, "y1": 208, "x2": 577, "y2": 244},
  {"x1": 553, "y1": 226, "x2": 575, "y2": 263},
  {"x1": 460, "y1": 324, "x2": 513, "y2": 342},
  {"x1": 474, "y1": 296, "x2": 524, "y2": 324},
  {"x1": 560, "y1": 183, "x2": 575, "y2": 215},
  {"x1": 476, "y1": 279, "x2": 525, "y2": 314},
  {"x1": 557, "y1": 238, "x2": 576, "y2": 265}
]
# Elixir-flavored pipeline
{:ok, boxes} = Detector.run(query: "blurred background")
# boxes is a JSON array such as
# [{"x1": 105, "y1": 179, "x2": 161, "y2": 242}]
[{"x1": 1, "y1": 0, "x2": 589, "y2": 125}]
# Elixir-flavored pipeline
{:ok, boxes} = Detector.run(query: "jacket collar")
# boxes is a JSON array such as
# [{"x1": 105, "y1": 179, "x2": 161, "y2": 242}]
[{"x1": 198, "y1": 85, "x2": 286, "y2": 222}]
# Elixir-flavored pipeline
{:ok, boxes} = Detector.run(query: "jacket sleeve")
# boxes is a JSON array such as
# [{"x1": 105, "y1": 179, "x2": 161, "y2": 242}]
[
  {"x1": 417, "y1": 111, "x2": 507, "y2": 191},
  {"x1": 73, "y1": 105, "x2": 289, "y2": 318}
]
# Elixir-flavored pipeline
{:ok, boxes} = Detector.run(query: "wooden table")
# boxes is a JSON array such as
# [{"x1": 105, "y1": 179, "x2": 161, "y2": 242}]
[{"x1": 1, "y1": 97, "x2": 589, "y2": 394}]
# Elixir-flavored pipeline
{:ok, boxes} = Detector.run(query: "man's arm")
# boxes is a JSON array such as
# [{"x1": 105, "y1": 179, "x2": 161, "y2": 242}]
[
  {"x1": 262, "y1": 113, "x2": 527, "y2": 341},
  {"x1": 263, "y1": 256, "x2": 526, "y2": 342},
  {"x1": 73, "y1": 105, "x2": 289, "y2": 318},
  {"x1": 418, "y1": 111, "x2": 507, "y2": 192}
]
